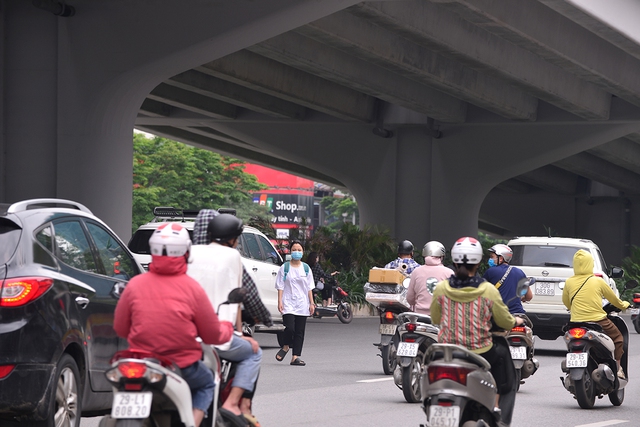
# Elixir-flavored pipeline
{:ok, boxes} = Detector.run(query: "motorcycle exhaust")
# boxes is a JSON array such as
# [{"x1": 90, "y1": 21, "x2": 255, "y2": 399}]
[
  {"x1": 520, "y1": 358, "x2": 539, "y2": 379},
  {"x1": 591, "y1": 364, "x2": 615, "y2": 389}
]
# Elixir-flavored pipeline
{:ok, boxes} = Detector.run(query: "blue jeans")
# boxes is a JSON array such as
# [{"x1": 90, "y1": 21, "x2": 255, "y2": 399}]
[
  {"x1": 181, "y1": 360, "x2": 215, "y2": 412},
  {"x1": 217, "y1": 334, "x2": 262, "y2": 392}
]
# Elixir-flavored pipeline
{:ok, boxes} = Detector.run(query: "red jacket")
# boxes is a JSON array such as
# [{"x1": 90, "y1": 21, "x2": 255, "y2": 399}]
[{"x1": 114, "y1": 255, "x2": 234, "y2": 368}]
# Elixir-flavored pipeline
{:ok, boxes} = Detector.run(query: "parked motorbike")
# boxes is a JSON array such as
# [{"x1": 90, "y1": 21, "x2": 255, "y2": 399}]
[
  {"x1": 312, "y1": 277, "x2": 353, "y2": 324},
  {"x1": 100, "y1": 289, "x2": 250, "y2": 427},
  {"x1": 560, "y1": 280, "x2": 637, "y2": 409},
  {"x1": 365, "y1": 269, "x2": 412, "y2": 375},
  {"x1": 420, "y1": 278, "x2": 531, "y2": 427},
  {"x1": 507, "y1": 315, "x2": 538, "y2": 391},
  {"x1": 393, "y1": 312, "x2": 439, "y2": 403},
  {"x1": 630, "y1": 291, "x2": 640, "y2": 334}
]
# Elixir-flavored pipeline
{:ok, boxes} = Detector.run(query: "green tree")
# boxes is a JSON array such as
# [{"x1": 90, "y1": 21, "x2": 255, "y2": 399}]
[
  {"x1": 132, "y1": 133, "x2": 269, "y2": 231},
  {"x1": 320, "y1": 194, "x2": 358, "y2": 229}
]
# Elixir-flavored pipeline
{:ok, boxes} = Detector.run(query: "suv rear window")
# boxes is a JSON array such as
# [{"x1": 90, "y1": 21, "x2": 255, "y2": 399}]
[
  {"x1": 128, "y1": 229, "x2": 195, "y2": 254},
  {"x1": 0, "y1": 218, "x2": 21, "y2": 264},
  {"x1": 511, "y1": 245, "x2": 590, "y2": 268}
]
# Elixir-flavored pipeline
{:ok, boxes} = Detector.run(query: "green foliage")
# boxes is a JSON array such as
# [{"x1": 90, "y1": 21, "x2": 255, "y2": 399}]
[
  {"x1": 132, "y1": 133, "x2": 270, "y2": 232},
  {"x1": 320, "y1": 194, "x2": 358, "y2": 229},
  {"x1": 616, "y1": 246, "x2": 640, "y2": 301}
]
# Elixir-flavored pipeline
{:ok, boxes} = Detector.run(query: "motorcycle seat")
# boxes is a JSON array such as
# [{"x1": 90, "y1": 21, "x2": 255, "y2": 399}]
[{"x1": 563, "y1": 322, "x2": 603, "y2": 333}]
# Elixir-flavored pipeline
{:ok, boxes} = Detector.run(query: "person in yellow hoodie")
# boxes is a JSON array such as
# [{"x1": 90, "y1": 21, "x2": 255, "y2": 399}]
[
  {"x1": 431, "y1": 237, "x2": 524, "y2": 416},
  {"x1": 562, "y1": 249, "x2": 629, "y2": 379}
]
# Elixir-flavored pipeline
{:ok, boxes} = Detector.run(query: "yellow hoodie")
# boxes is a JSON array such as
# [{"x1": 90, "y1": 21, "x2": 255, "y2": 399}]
[{"x1": 562, "y1": 249, "x2": 629, "y2": 322}]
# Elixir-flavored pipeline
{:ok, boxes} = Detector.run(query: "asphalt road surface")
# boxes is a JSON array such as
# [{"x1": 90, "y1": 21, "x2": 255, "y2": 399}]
[{"x1": 82, "y1": 314, "x2": 640, "y2": 427}]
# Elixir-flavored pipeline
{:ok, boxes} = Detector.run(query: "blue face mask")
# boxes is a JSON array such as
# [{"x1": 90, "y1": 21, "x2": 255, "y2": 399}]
[
  {"x1": 488, "y1": 258, "x2": 496, "y2": 268},
  {"x1": 291, "y1": 251, "x2": 303, "y2": 260}
]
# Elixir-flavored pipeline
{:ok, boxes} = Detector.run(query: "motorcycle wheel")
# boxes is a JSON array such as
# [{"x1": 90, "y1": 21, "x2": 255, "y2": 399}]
[
  {"x1": 574, "y1": 369, "x2": 596, "y2": 409},
  {"x1": 515, "y1": 368, "x2": 521, "y2": 392},
  {"x1": 401, "y1": 351, "x2": 424, "y2": 403},
  {"x1": 381, "y1": 341, "x2": 398, "y2": 375},
  {"x1": 218, "y1": 410, "x2": 249, "y2": 427},
  {"x1": 609, "y1": 387, "x2": 624, "y2": 406},
  {"x1": 337, "y1": 303, "x2": 353, "y2": 324},
  {"x1": 633, "y1": 316, "x2": 640, "y2": 334}
]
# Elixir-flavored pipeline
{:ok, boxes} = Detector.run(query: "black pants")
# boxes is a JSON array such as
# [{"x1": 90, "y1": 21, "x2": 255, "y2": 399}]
[
  {"x1": 277, "y1": 314, "x2": 307, "y2": 357},
  {"x1": 481, "y1": 341, "x2": 515, "y2": 395}
]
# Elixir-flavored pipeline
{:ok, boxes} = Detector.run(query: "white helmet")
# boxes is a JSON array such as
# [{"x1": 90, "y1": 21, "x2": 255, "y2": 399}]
[
  {"x1": 149, "y1": 223, "x2": 191, "y2": 257},
  {"x1": 422, "y1": 241, "x2": 446, "y2": 258},
  {"x1": 451, "y1": 237, "x2": 483, "y2": 265},
  {"x1": 488, "y1": 244, "x2": 513, "y2": 263}
]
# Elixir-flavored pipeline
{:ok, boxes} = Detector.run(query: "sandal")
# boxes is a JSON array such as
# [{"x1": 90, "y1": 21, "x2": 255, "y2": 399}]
[
  {"x1": 275, "y1": 347, "x2": 289, "y2": 362},
  {"x1": 290, "y1": 358, "x2": 306, "y2": 366},
  {"x1": 243, "y1": 413, "x2": 262, "y2": 427}
]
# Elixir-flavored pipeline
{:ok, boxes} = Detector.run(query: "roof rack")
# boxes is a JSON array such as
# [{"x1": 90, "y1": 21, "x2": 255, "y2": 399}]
[
  {"x1": 7, "y1": 198, "x2": 93, "y2": 214},
  {"x1": 152, "y1": 206, "x2": 237, "y2": 219}
]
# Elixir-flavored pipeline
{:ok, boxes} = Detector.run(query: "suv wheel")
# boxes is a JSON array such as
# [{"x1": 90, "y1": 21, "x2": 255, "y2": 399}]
[{"x1": 37, "y1": 354, "x2": 82, "y2": 427}]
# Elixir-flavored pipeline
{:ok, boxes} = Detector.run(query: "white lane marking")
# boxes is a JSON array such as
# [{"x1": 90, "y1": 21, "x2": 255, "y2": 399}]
[
  {"x1": 357, "y1": 377, "x2": 395, "y2": 383},
  {"x1": 574, "y1": 421, "x2": 629, "y2": 427}
]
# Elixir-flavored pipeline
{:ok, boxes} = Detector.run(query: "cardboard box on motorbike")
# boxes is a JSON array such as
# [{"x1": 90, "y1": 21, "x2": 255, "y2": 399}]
[{"x1": 365, "y1": 268, "x2": 411, "y2": 310}]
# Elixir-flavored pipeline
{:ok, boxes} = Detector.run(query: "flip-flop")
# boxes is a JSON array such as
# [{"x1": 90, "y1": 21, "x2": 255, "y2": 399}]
[
  {"x1": 275, "y1": 347, "x2": 289, "y2": 362},
  {"x1": 243, "y1": 413, "x2": 262, "y2": 427},
  {"x1": 290, "y1": 358, "x2": 306, "y2": 366},
  {"x1": 219, "y1": 408, "x2": 248, "y2": 426}
]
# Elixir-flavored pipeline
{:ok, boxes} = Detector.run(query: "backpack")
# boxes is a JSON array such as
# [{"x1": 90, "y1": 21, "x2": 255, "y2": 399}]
[{"x1": 283, "y1": 261, "x2": 310, "y2": 282}]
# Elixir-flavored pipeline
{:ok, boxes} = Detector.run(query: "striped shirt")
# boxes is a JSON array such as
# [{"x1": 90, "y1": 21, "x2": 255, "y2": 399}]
[{"x1": 436, "y1": 294, "x2": 494, "y2": 351}]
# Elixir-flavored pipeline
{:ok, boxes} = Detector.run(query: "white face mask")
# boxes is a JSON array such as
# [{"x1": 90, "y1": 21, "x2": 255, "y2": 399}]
[{"x1": 291, "y1": 250, "x2": 303, "y2": 260}]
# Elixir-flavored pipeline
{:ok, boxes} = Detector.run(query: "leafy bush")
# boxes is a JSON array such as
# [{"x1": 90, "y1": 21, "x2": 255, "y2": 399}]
[{"x1": 616, "y1": 246, "x2": 640, "y2": 301}]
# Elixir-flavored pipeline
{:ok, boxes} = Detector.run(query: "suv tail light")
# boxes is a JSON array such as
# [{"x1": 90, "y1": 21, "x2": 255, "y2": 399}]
[
  {"x1": 1, "y1": 277, "x2": 54, "y2": 307},
  {"x1": 0, "y1": 365, "x2": 15, "y2": 379}
]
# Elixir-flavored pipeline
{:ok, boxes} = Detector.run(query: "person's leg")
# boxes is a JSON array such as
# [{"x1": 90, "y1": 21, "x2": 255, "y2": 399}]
[
  {"x1": 218, "y1": 335, "x2": 262, "y2": 415},
  {"x1": 596, "y1": 318, "x2": 624, "y2": 375},
  {"x1": 180, "y1": 361, "x2": 215, "y2": 427},
  {"x1": 291, "y1": 315, "x2": 307, "y2": 362},
  {"x1": 277, "y1": 313, "x2": 295, "y2": 350}
]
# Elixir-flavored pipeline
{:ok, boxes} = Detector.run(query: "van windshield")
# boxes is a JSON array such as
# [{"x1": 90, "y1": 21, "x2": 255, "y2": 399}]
[{"x1": 510, "y1": 245, "x2": 590, "y2": 268}]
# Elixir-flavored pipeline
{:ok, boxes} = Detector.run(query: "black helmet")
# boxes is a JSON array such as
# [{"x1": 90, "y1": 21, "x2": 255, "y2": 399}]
[
  {"x1": 397, "y1": 240, "x2": 414, "y2": 255},
  {"x1": 207, "y1": 214, "x2": 244, "y2": 242}
]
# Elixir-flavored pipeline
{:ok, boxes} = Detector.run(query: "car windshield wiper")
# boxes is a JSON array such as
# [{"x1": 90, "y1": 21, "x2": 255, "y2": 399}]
[{"x1": 544, "y1": 262, "x2": 570, "y2": 267}]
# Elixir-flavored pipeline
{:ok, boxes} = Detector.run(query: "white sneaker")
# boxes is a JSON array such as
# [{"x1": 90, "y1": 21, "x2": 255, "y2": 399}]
[{"x1": 617, "y1": 367, "x2": 626, "y2": 379}]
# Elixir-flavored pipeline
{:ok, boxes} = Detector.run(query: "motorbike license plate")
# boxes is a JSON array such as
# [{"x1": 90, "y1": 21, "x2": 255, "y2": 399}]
[
  {"x1": 429, "y1": 405, "x2": 460, "y2": 427},
  {"x1": 380, "y1": 324, "x2": 397, "y2": 335},
  {"x1": 111, "y1": 392, "x2": 152, "y2": 419},
  {"x1": 535, "y1": 282, "x2": 555, "y2": 296},
  {"x1": 630, "y1": 308, "x2": 640, "y2": 316},
  {"x1": 396, "y1": 342, "x2": 419, "y2": 357},
  {"x1": 509, "y1": 346, "x2": 527, "y2": 360},
  {"x1": 566, "y1": 353, "x2": 588, "y2": 368}
]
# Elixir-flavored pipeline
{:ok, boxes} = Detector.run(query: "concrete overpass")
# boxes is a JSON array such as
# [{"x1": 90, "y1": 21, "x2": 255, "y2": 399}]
[{"x1": 3, "y1": 0, "x2": 640, "y2": 264}]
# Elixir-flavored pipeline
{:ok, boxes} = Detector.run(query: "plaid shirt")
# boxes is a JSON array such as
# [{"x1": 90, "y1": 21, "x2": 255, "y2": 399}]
[
  {"x1": 384, "y1": 257, "x2": 421, "y2": 275},
  {"x1": 193, "y1": 209, "x2": 273, "y2": 327}
]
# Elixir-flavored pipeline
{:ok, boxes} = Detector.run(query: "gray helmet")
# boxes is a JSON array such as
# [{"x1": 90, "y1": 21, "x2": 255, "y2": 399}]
[
  {"x1": 207, "y1": 213, "x2": 243, "y2": 243},
  {"x1": 397, "y1": 240, "x2": 414, "y2": 255},
  {"x1": 422, "y1": 241, "x2": 446, "y2": 258}
]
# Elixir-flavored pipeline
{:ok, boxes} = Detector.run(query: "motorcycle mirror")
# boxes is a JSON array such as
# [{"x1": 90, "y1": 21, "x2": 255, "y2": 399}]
[
  {"x1": 426, "y1": 277, "x2": 439, "y2": 295},
  {"x1": 624, "y1": 279, "x2": 638, "y2": 290},
  {"x1": 516, "y1": 277, "x2": 535, "y2": 298}
]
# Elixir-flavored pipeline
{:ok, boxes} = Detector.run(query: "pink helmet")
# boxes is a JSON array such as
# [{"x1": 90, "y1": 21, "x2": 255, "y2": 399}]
[
  {"x1": 149, "y1": 223, "x2": 191, "y2": 257},
  {"x1": 451, "y1": 237, "x2": 483, "y2": 265},
  {"x1": 488, "y1": 244, "x2": 513, "y2": 263}
]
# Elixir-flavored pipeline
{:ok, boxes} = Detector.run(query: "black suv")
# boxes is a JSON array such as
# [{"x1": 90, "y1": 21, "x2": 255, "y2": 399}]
[{"x1": 0, "y1": 199, "x2": 143, "y2": 426}]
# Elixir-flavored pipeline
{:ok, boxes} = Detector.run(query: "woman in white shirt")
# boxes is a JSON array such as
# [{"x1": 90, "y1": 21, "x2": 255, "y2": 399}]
[{"x1": 274, "y1": 240, "x2": 315, "y2": 366}]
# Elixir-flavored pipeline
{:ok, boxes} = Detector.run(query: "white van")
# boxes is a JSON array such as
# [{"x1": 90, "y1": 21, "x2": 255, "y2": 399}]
[
  {"x1": 127, "y1": 207, "x2": 283, "y2": 331},
  {"x1": 507, "y1": 236, "x2": 623, "y2": 340}
]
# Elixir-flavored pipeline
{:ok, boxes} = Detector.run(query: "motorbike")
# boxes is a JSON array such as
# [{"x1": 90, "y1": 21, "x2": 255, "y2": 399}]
[
  {"x1": 630, "y1": 291, "x2": 640, "y2": 333},
  {"x1": 312, "y1": 276, "x2": 353, "y2": 324},
  {"x1": 560, "y1": 280, "x2": 637, "y2": 409},
  {"x1": 420, "y1": 277, "x2": 532, "y2": 427},
  {"x1": 507, "y1": 314, "x2": 538, "y2": 391},
  {"x1": 393, "y1": 311, "x2": 439, "y2": 403},
  {"x1": 365, "y1": 266, "x2": 412, "y2": 375},
  {"x1": 99, "y1": 289, "x2": 251, "y2": 427}
]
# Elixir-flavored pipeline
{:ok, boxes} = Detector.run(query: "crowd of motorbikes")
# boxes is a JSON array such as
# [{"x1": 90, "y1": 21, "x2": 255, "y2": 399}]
[{"x1": 364, "y1": 266, "x2": 640, "y2": 427}]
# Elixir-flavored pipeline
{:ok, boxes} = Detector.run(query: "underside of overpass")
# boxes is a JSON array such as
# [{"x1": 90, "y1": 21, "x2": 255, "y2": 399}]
[{"x1": 3, "y1": 0, "x2": 640, "y2": 264}]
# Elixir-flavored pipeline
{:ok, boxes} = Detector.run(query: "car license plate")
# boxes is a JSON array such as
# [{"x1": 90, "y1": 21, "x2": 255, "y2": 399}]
[
  {"x1": 396, "y1": 342, "x2": 419, "y2": 357},
  {"x1": 111, "y1": 392, "x2": 152, "y2": 419},
  {"x1": 630, "y1": 308, "x2": 640, "y2": 316},
  {"x1": 509, "y1": 346, "x2": 527, "y2": 360},
  {"x1": 429, "y1": 405, "x2": 460, "y2": 427},
  {"x1": 380, "y1": 324, "x2": 397, "y2": 335},
  {"x1": 566, "y1": 353, "x2": 588, "y2": 368},
  {"x1": 535, "y1": 282, "x2": 555, "y2": 296}
]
